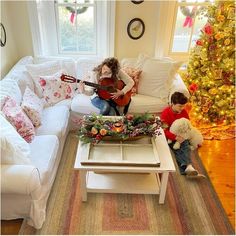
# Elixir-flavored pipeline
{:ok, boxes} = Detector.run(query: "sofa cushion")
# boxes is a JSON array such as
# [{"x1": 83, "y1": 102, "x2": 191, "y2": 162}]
[
  {"x1": 121, "y1": 67, "x2": 142, "y2": 96},
  {"x1": 76, "y1": 59, "x2": 102, "y2": 79},
  {"x1": 138, "y1": 58, "x2": 182, "y2": 99},
  {"x1": 21, "y1": 87, "x2": 44, "y2": 127},
  {"x1": 129, "y1": 94, "x2": 168, "y2": 114},
  {"x1": 26, "y1": 61, "x2": 62, "y2": 97},
  {"x1": 0, "y1": 113, "x2": 31, "y2": 165},
  {"x1": 2, "y1": 96, "x2": 35, "y2": 143},
  {"x1": 29, "y1": 135, "x2": 59, "y2": 184},
  {"x1": 54, "y1": 98, "x2": 72, "y2": 109},
  {"x1": 38, "y1": 72, "x2": 74, "y2": 106},
  {"x1": 33, "y1": 56, "x2": 77, "y2": 79},
  {"x1": 35, "y1": 105, "x2": 69, "y2": 138},
  {"x1": 71, "y1": 93, "x2": 100, "y2": 114},
  {"x1": 0, "y1": 79, "x2": 22, "y2": 110}
]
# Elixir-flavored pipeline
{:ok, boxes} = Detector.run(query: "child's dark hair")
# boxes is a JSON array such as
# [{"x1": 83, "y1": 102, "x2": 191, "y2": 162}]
[
  {"x1": 93, "y1": 57, "x2": 120, "y2": 77},
  {"x1": 171, "y1": 92, "x2": 188, "y2": 105}
]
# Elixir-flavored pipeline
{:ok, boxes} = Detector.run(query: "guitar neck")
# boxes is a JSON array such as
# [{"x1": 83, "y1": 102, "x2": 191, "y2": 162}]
[{"x1": 75, "y1": 78, "x2": 105, "y2": 90}]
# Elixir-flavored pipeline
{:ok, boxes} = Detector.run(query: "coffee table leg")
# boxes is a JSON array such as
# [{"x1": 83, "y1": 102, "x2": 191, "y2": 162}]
[
  {"x1": 80, "y1": 170, "x2": 87, "y2": 202},
  {"x1": 159, "y1": 172, "x2": 169, "y2": 204}
]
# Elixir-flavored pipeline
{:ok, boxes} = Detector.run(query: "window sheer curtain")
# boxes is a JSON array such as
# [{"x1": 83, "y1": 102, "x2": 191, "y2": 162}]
[{"x1": 27, "y1": 0, "x2": 115, "y2": 59}]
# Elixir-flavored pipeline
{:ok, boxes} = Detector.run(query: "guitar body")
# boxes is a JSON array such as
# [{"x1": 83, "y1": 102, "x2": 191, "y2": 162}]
[
  {"x1": 97, "y1": 78, "x2": 132, "y2": 106},
  {"x1": 60, "y1": 74, "x2": 132, "y2": 106}
]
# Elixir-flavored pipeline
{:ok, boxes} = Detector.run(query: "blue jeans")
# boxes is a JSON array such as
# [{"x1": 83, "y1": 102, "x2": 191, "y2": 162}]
[
  {"x1": 169, "y1": 140, "x2": 192, "y2": 175},
  {"x1": 91, "y1": 96, "x2": 116, "y2": 116}
]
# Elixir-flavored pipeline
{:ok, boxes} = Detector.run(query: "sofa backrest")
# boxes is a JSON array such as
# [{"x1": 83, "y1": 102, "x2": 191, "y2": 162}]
[{"x1": 121, "y1": 55, "x2": 184, "y2": 100}]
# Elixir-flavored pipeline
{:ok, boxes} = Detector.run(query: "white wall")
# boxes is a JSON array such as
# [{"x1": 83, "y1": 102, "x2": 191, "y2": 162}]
[
  {"x1": 1, "y1": 1, "x2": 19, "y2": 79},
  {"x1": 0, "y1": 1, "x2": 33, "y2": 79}
]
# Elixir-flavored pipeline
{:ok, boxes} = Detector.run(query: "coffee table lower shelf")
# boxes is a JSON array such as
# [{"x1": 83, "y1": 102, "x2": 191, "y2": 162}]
[{"x1": 82, "y1": 171, "x2": 160, "y2": 197}]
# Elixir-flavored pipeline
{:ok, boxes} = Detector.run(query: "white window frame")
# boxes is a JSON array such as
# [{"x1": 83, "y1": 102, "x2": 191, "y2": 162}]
[
  {"x1": 155, "y1": 0, "x2": 213, "y2": 61},
  {"x1": 55, "y1": 1, "x2": 97, "y2": 55},
  {"x1": 27, "y1": 0, "x2": 115, "y2": 59}
]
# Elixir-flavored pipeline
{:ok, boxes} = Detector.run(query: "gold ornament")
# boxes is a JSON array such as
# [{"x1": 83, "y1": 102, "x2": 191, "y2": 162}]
[
  {"x1": 193, "y1": 61, "x2": 199, "y2": 67},
  {"x1": 224, "y1": 38, "x2": 230, "y2": 45},
  {"x1": 209, "y1": 88, "x2": 218, "y2": 95},
  {"x1": 217, "y1": 14, "x2": 225, "y2": 21}
]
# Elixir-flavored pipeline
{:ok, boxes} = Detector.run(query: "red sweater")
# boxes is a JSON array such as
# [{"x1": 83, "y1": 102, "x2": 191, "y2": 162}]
[{"x1": 161, "y1": 106, "x2": 189, "y2": 141}]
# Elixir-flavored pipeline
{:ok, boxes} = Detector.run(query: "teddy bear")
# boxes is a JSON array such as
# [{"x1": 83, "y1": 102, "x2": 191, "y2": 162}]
[{"x1": 168, "y1": 118, "x2": 203, "y2": 150}]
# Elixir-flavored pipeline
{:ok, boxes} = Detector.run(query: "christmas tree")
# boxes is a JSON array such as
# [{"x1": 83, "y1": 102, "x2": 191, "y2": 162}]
[{"x1": 185, "y1": 0, "x2": 235, "y2": 126}]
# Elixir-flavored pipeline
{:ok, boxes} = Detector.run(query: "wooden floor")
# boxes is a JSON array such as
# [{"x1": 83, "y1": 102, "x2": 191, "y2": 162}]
[{"x1": 1, "y1": 138, "x2": 235, "y2": 234}]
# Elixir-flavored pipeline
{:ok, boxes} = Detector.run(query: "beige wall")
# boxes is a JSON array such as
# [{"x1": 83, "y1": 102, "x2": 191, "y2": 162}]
[
  {"x1": 1, "y1": 1, "x2": 33, "y2": 79},
  {"x1": 1, "y1": 0, "x2": 159, "y2": 77},
  {"x1": 115, "y1": 0, "x2": 158, "y2": 60}
]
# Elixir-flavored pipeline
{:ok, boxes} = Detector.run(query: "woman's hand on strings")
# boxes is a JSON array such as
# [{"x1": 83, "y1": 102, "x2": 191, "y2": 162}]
[{"x1": 110, "y1": 89, "x2": 124, "y2": 99}]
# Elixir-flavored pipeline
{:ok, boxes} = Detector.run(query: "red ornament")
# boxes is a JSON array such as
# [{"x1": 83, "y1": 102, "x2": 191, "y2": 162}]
[
  {"x1": 203, "y1": 23, "x2": 213, "y2": 35},
  {"x1": 196, "y1": 40, "x2": 203, "y2": 46},
  {"x1": 189, "y1": 83, "x2": 198, "y2": 93}
]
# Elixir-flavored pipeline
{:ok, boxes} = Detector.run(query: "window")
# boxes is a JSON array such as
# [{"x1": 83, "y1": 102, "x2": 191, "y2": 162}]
[
  {"x1": 55, "y1": 0, "x2": 96, "y2": 54},
  {"x1": 27, "y1": 0, "x2": 115, "y2": 58},
  {"x1": 155, "y1": 0, "x2": 214, "y2": 60},
  {"x1": 170, "y1": 0, "x2": 214, "y2": 54}
]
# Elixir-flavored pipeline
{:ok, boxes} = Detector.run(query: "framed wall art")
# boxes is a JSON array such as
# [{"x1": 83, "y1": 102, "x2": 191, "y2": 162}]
[
  {"x1": 127, "y1": 18, "x2": 145, "y2": 40},
  {"x1": 0, "y1": 23, "x2": 6, "y2": 47},
  {"x1": 131, "y1": 0, "x2": 144, "y2": 4}
]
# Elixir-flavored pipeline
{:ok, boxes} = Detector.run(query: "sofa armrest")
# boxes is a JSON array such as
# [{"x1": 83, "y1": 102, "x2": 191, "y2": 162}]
[
  {"x1": 1, "y1": 165, "x2": 41, "y2": 195},
  {"x1": 168, "y1": 74, "x2": 190, "y2": 104}
]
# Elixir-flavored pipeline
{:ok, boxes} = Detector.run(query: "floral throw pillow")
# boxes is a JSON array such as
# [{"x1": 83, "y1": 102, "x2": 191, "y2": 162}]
[
  {"x1": 38, "y1": 72, "x2": 74, "y2": 106},
  {"x1": 122, "y1": 67, "x2": 142, "y2": 96},
  {"x1": 2, "y1": 96, "x2": 35, "y2": 143},
  {"x1": 21, "y1": 87, "x2": 44, "y2": 127}
]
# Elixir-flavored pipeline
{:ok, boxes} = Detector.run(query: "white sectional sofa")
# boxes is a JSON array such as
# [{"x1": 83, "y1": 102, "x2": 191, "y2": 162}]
[{"x1": 0, "y1": 55, "x2": 189, "y2": 229}]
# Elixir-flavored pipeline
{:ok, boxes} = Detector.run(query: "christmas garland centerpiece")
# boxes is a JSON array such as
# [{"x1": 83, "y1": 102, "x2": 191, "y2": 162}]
[{"x1": 77, "y1": 113, "x2": 163, "y2": 144}]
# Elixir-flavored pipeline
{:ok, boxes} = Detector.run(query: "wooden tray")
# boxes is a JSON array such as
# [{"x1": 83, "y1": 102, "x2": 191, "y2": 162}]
[{"x1": 80, "y1": 136, "x2": 161, "y2": 167}]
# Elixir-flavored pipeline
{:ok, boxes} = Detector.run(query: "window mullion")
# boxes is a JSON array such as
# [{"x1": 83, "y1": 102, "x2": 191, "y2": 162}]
[{"x1": 187, "y1": 7, "x2": 197, "y2": 52}]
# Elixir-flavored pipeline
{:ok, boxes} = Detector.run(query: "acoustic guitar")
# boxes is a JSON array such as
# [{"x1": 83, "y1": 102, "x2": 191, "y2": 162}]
[{"x1": 61, "y1": 74, "x2": 132, "y2": 106}]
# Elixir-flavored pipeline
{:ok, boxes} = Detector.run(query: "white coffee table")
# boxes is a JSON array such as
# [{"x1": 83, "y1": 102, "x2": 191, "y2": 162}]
[{"x1": 74, "y1": 128, "x2": 175, "y2": 204}]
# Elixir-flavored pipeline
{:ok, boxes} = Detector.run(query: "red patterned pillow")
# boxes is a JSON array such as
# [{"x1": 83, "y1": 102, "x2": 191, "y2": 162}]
[
  {"x1": 2, "y1": 96, "x2": 35, "y2": 143},
  {"x1": 37, "y1": 71, "x2": 74, "y2": 106},
  {"x1": 122, "y1": 67, "x2": 142, "y2": 96}
]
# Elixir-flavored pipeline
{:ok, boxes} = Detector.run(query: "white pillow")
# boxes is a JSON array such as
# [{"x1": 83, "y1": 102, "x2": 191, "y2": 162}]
[
  {"x1": 26, "y1": 61, "x2": 61, "y2": 97},
  {"x1": 0, "y1": 113, "x2": 31, "y2": 165},
  {"x1": 138, "y1": 58, "x2": 183, "y2": 99},
  {"x1": 0, "y1": 79, "x2": 22, "y2": 110},
  {"x1": 33, "y1": 57, "x2": 77, "y2": 78},
  {"x1": 21, "y1": 87, "x2": 44, "y2": 127}
]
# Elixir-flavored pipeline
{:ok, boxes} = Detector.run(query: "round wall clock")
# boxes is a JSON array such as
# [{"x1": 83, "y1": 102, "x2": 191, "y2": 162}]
[
  {"x1": 127, "y1": 18, "x2": 145, "y2": 40},
  {"x1": 131, "y1": 0, "x2": 144, "y2": 4},
  {"x1": 0, "y1": 23, "x2": 6, "y2": 47}
]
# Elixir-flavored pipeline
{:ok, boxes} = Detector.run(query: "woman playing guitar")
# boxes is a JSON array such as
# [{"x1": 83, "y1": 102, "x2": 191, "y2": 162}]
[{"x1": 78, "y1": 57, "x2": 134, "y2": 116}]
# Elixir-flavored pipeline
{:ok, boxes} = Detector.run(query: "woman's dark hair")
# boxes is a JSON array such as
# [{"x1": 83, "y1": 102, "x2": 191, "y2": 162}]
[
  {"x1": 171, "y1": 92, "x2": 188, "y2": 105},
  {"x1": 93, "y1": 57, "x2": 120, "y2": 78}
]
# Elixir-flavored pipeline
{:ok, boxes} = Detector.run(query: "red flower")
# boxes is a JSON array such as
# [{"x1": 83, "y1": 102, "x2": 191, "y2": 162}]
[
  {"x1": 196, "y1": 40, "x2": 203, "y2": 46},
  {"x1": 126, "y1": 114, "x2": 134, "y2": 120},
  {"x1": 95, "y1": 134, "x2": 102, "y2": 140},
  {"x1": 203, "y1": 23, "x2": 213, "y2": 35},
  {"x1": 39, "y1": 79, "x2": 46, "y2": 87},
  {"x1": 54, "y1": 92, "x2": 61, "y2": 98},
  {"x1": 189, "y1": 83, "x2": 198, "y2": 93},
  {"x1": 67, "y1": 85, "x2": 72, "y2": 93}
]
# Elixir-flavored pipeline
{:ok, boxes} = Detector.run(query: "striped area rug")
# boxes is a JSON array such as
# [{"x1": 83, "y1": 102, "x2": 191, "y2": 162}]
[{"x1": 19, "y1": 133, "x2": 234, "y2": 235}]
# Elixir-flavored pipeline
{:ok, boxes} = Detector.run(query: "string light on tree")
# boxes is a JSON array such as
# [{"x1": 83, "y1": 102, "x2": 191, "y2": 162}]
[{"x1": 184, "y1": 0, "x2": 235, "y2": 126}]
